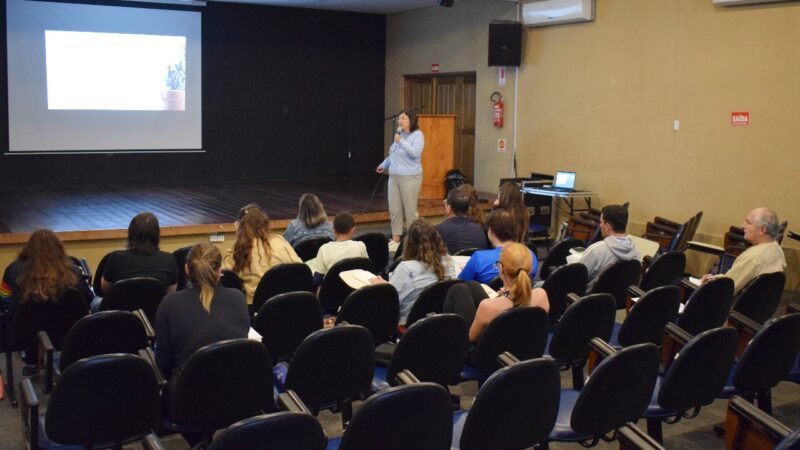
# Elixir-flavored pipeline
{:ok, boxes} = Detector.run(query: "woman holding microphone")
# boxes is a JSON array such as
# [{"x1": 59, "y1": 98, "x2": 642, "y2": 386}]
[{"x1": 376, "y1": 109, "x2": 425, "y2": 247}]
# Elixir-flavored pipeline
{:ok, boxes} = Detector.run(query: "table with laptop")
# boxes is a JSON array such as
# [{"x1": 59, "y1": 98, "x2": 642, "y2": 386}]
[{"x1": 520, "y1": 171, "x2": 597, "y2": 239}]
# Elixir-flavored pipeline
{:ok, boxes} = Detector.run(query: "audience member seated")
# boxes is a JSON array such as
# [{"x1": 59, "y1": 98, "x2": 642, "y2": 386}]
[
  {"x1": 436, "y1": 186, "x2": 487, "y2": 254},
  {"x1": 573, "y1": 204, "x2": 641, "y2": 290},
  {"x1": 155, "y1": 242, "x2": 250, "y2": 381},
  {"x1": 222, "y1": 203, "x2": 302, "y2": 305},
  {"x1": 461, "y1": 184, "x2": 485, "y2": 227},
  {"x1": 307, "y1": 212, "x2": 369, "y2": 286},
  {"x1": 700, "y1": 207, "x2": 786, "y2": 295},
  {"x1": 283, "y1": 193, "x2": 335, "y2": 246},
  {"x1": 0, "y1": 229, "x2": 93, "y2": 372},
  {"x1": 494, "y1": 181, "x2": 528, "y2": 243},
  {"x1": 469, "y1": 242, "x2": 549, "y2": 343},
  {"x1": 458, "y1": 209, "x2": 537, "y2": 284},
  {"x1": 370, "y1": 219, "x2": 456, "y2": 325},
  {"x1": 101, "y1": 212, "x2": 179, "y2": 295}
]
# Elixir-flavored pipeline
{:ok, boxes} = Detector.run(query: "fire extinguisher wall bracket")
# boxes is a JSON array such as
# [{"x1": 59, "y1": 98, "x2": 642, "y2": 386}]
[{"x1": 491, "y1": 91, "x2": 504, "y2": 128}]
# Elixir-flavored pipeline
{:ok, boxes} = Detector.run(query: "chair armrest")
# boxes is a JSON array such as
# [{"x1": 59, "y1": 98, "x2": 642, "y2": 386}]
[
  {"x1": 37, "y1": 331, "x2": 55, "y2": 394},
  {"x1": 654, "y1": 216, "x2": 681, "y2": 229},
  {"x1": 664, "y1": 322, "x2": 692, "y2": 345},
  {"x1": 142, "y1": 433, "x2": 166, "y2": 450},
  {"x1": 138, "y1": 348, "x2": 166, "y2": 388},
  {"x1": 680, "y1": 278, "x2": 700, "y2": 291},
  {"x1": 278, "y1": 389, "x2": 311, "y2": 414},
  {"x1": 686, "y1": 241, "x2": 725, "y2": 256},
  {"x1": 787, "y1": 302, "x2": 800, "y2": 314},
  {"x1": 78, "y1": 258, "x2": 92, "y2": 282},
  {"x1": 627, "y1": 285, "x2": 645, "y2": 298},
  {"x1": 619, "y1": 423, "x2": 666, "y2": 450},
  {"x1": 725, "y1": 395, "x2": 791, "y2": 450},
  {"x1": 395, "y1": 369, "x2": 421, "y2": 385},
  {"x1": 20, "y1": 378, "x2": 40, "y2": 450},
  {"x1": 789, "y1": 230, "x2": 800, "y2": 242},
  {"x1": 133, "y1": 309, "x2": 155, "y2": 343},
  {"x1": 565, "y1": 293, "x2": 581, "y2": 306},
  {"x1": 728, "y1": 311, "x2": 761, "y2": 358},
  {"x1": 587, "y1": 338, "x2": 616, "y2": 375},
  {"x1": 662, "y1": 323, "x2": 692, "y2": 371},
  {"x1": 497, "y1": 351, "x2": 520, "y2": 367}
]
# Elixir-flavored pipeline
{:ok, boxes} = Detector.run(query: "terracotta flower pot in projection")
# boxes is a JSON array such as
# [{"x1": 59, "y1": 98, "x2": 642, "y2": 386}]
[{"x1": 162, "y1": 90, "x2": 185, "y2": 111}]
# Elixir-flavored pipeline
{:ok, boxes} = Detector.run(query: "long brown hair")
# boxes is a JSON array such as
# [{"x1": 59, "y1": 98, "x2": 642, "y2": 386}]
[
  {"x1": 232, "y1": 203, "x2": 273, "y2": 273},
  {"x1": 497, "y1": 182, "x2": 528, "y2": 242},
  {"x1": 187, "y1": 242, "x2": 221, "y2": 313},
  {"x1": 297, "y1": 193, "x2": 327, "y2": 229},
  {"x1": 17, "y1": 229, "x2": 77, "y2": 302},
  {"x1": 499, "y1": 242, "x2": 532, "y2": 307},
  {"x1": 402, "y1": 220, "x2": 449, "y2": 280},
  {"x1": 461, "y1": 184, "x2": 484, "y2": 227}
]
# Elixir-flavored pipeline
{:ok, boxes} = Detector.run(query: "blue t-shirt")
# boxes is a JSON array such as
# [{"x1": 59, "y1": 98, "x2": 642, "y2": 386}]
[{"x1": 457, "y1": 246, "x2": 538, "y2": 284}]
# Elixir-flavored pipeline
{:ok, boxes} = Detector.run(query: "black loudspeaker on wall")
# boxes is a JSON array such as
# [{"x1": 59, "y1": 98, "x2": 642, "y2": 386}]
[{"x1": 488, "y1": 21, "x2": 522, "y2": 67}]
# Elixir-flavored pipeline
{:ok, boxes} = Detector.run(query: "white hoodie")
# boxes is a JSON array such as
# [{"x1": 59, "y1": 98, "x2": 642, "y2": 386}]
[{"x1": 578, "y1": 235, "x2": 642, "y2": 290}]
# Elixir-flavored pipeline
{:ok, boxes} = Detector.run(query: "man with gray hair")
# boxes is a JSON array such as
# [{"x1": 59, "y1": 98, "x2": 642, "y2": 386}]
[{"x1": 701, "y1": 207, "x2": 786, "y2": 294}]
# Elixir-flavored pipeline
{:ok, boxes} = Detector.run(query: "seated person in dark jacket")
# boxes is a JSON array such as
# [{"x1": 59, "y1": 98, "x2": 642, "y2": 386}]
[
  {"x1": 436, "y1": 185, "x2": 488, "y2": 254},
  {"x1": 100, "y1": 212, "x2": 178, "y2": 295}
]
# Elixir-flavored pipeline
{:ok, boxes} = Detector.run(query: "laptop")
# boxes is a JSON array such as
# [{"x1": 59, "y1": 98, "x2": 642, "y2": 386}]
[{"x1": 546, "y1": 171, "x2": 576, "y2": 192}]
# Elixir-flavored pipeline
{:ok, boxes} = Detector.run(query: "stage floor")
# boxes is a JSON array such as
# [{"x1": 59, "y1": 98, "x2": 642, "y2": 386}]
[{"x1": 0, "y1": 178, "x2": 468, "y2": 244}]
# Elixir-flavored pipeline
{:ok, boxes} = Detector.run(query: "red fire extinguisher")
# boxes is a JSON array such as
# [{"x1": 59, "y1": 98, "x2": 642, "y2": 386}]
[{"x1": 491, "y1": 91, "x2": 504, "y2": 128}]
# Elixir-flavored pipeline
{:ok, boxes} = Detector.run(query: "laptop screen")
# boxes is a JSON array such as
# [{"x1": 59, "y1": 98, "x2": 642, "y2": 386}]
[{"x1": 554, "y1": 171, "x2": 576, "y2": 189}]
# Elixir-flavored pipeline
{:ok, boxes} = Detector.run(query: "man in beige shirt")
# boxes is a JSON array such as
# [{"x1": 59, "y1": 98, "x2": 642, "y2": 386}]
[{"x1": 701, "y1": 207, "x2": 786, "y2": 295}]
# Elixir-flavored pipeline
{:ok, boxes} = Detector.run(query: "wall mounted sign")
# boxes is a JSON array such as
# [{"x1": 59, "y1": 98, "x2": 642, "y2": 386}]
[{"x1": 731, "y1": 112, "x2": 750, "y2": 126}]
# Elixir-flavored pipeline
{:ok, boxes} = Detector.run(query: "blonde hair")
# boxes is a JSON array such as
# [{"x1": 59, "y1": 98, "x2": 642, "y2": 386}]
[
  {"x1": 187, "y1": 242, "x2": 222, "y2": 313},
  {"x1": 499, "y1": 243, "x2": 532, "y2": 308},
  {"x1": 297, "y1": 193, "x2": 327, "y2": 229}
]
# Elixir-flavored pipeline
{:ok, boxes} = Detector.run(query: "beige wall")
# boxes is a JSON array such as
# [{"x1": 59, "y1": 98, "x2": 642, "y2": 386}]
[{"x1": 387, "y1": 0, "x2": 800, "y2": 288}]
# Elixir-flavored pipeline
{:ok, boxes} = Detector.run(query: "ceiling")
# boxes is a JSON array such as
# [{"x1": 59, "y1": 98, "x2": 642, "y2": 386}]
[{"x1": 209, "y1": 0, "x2": 445, "y2": 15}]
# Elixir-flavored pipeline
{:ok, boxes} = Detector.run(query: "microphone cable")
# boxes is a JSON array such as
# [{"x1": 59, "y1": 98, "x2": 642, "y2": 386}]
[{"x1": 356, "y1": 172, "x2": 386, "y2": 221}]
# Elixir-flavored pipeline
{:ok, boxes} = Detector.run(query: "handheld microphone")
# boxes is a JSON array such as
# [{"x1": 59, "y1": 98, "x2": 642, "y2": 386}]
[{"x1": 396, "y1": 126, "x2": 403, "y2": 135}]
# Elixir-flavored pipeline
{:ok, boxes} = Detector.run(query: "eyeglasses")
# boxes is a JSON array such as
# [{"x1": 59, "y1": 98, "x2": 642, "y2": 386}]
[{"x1": 495, "y1": 260, "x2": 502, "y2": 270}]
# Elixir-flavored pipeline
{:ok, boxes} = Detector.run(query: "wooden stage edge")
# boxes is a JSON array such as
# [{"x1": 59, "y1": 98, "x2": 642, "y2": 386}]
[{"x1": 0, "y1": 204, "x2": 451, "y2": 246}]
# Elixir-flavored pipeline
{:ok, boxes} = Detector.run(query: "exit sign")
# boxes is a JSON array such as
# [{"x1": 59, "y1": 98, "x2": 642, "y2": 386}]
[{"x1": 731, "y1": 112, "x2": 750, "y2": 126}]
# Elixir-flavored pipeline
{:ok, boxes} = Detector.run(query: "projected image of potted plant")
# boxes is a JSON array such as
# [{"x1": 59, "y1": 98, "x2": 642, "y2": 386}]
[{"x1": 162, "y1": 58, "x2": 185, "y2": 111}]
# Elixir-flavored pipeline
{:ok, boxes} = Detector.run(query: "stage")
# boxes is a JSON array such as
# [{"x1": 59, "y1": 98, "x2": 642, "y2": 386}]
[{"x1": 0, "y1": 178, "x2": 472, "y2": 244}]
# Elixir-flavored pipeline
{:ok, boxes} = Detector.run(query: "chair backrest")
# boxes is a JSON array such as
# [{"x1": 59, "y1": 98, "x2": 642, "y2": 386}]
[
  {"x1": 639, "y1": 251, "x2": 686, "y2": 292},
  {"x1": 58, "y1": 310, "x2": 148, "y2": 371},
  {"x1": 172, "y1": 246, "x2": 192, "y2": 291},
  {"x1": 658, "y1": 326, "x2": 738, "y2": 413},
  {"x1": 252, "y1": 263, "x2": 313, "y2": 313},
  {"x1": 404, "y1": 278, "x2": 465, "y2": 327},
  {"x1": 99, "y1": 277, "x2": 167, "y2": 323},
  {"x1": 678, "y1": 277, "x2": 734, "y2": 336},
  {"x1": 93, "y1": 252, "x2": 111, "y2": 298},
  {"x1": 293, "y1": 236, "x2": 333, "y2": 262},
  {"x1": 206, "y1": 412, "x2": 326, "y2": 450},
  {"x1": 542, "y1": 263, "x2": 588, "y2": 328},
  {"x1": 336, "y1": 284, "x2": 400, "y2": 347},
  {"x1": 776, "y1": 221, "x2": 788, "y2": 244},
  {"x1": 219, "y1": 270, "x2": 245, "y2": 293},
  {"x1": 354, "y1": 232, "x2": 390, "y2": 275},
  {"x1": 549, "y1": 293, "x2": 616, "y2": 362},
  {"x1": 571, "y1": 343, "x2": 660, "y2": 436},
  {"x1": 539, "y1": 238, "x2": 584, "y2": 281},
  {"x1": 284, "y1": 324, "x2": 375, "y2": 410},
  {"x1": 668, "y1": 211, "x2": 703, "y2": 253},
  {"x1": 487, "y1": 276, "x2": 503, "y2": 291},
  {"x1": 253, "y1": 291, "x2": 322, "y2": 362},
  {"x1": 733, "y1": 272, "x2": 786, "y2": 325},
  {"x1": 45, "y1": 354, "x2": 160, "y2": 446},
  {"x1": 590, "y1": 259, "x2": 642, "y2": 309},
  {"x1": 469, "y1": 307, "x2": 549, "y2": 374},
  {"x1": 443, "y1": 282, "x2": 481, "y2": 329},
  {"x1": 10, "y1": 287, "x2": 89, "y2": 350},
  {"x1": 338, "y1": 382, "x2": 453, "y2": 450},
  {"x1": 318, "y1": 257, "x2": 375, "y2": 313},
  {"x1": 170, "y1": 339, "x2": 274, "y2": 430},
  {"x1": 388, "y1": 314, "x2": 470, "y2": 387},
  {"x1": 454, "y1": 247, "x2": 483, "y2": 257},
  {"x1": 460, "y1": 358, "x2": 560, "y2": 450},
  {"x1": 618, "y1": 286, "x2": 681, "y2": 348},
  {"x1": 733, "y1": 312, "x2": 800, "y2": 394}
]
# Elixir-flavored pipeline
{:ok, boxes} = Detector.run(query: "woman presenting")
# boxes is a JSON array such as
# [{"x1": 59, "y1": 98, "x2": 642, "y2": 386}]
[{"x1": 376, "y1": 109, "x2": 425, "y2": 245}]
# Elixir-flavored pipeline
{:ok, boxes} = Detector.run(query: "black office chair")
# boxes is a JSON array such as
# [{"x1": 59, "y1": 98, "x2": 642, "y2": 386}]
[
  {"x1": 547, "y1": 342, "x2": 660, "y2": 447},
  {"x1": 442, "y1": 281, "x2": 486, "y2": 329},
  {"x1": 93, "y1": 253, "x2": 111, "y2": 298},
  {"x1": 252, "y1": 291, "x2": 322, "y2": 362},
  {"x1": 336, "y1": 284, "x2": 400, "y2": 347},
  {"x1": 293, "y1": 236, "x2": 333, "y2": 262},
  {"x1": 453, "y1": 247, "x2": 483, "y2": 257},
  {"x1": 610, "y1": 286, "x2": 680, "y2": 348},
  {"x1": 404, "y1": 278, "x2": 464, "y2": 328},
  {"x1": 172, "y1": 246, "x2": 192, "y2": 290},
  {"x1": 219, "y1": 270, "x2": 245, "y2": 293},
  {"x1": 163, "y1": 339, "x2": 275, "y2": 447},
  {"x1": 318, "y1": 257, "x2": 374, "y2": 314},
  {"x1": 638, "y1": 251, "x2": 685, "y2": 292},
  {"x1": 328, "y1": 380, "x2": 453, "y2": 450},
  {"x1": 252, "y1": 263, "x2": 313, "y2": 313},
  {"x1": 373, "y1": 314, "x2": 469, "y2": 392},
  {"x1": 98, "y1": 277, "x2": 167, "y2": 323},
  {"x1": 453, "y1": 357, "x2": 560, "y2": 450},
  {"x1": 590, "y1": 259, "x2": 642, "y2": 309},
  {"x1": 460, "y1": 306, "x2": 549, "y2": 385},
  {"x1": 206, "y1": 411, "x2": 326, "y2": 450},
  {"x1": 354, "y1": 232, "x2": 390, "y2": 276},
  {"x1": 487, "y1": 276, "x2": 503, "y2": 291},
  {"x1": 538, "y1": 238, "x2": 584, "y2": 281},
  {"x1": 732, "y1": 272, "x2": 785, "y2": 325},
  {"x1": 643, "y1": 326, "x2": 738, "y2": 443},
  {"x1": 545, "y1": 293, "x2": 616, "y2": 389},
  {"x1": 677, "y1": 277, "x2": 734, "y2": 336},
  {"x1": 542, "y1": 263, "x2": 588, "y2": 328},
  {"x1": 21, "y1": 354, "x2": 160, "y2": 449},
  {"x1": 273, "y1": 324, "x2": 374, "y2": 428}
]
